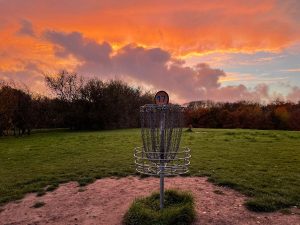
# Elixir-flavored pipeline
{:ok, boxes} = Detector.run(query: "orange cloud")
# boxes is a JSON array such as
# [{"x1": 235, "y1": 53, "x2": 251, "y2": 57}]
[{"x1": 1, "y1": 0, "x2": 299, "y2": 56}]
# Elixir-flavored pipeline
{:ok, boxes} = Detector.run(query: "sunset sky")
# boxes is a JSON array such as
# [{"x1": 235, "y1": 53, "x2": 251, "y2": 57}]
[{"x1": 0, "y1": 0, "x2": 300, "y2": 103}]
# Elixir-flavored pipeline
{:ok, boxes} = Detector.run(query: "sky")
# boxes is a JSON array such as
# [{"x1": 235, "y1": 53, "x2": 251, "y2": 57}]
[{"x1": 0, "y1": 0, "x2": 300, "y2": 104}]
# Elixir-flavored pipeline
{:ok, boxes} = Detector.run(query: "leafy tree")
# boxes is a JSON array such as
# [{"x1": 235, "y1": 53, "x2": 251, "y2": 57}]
[{"x1": 0, "y1": 86, "x2": 32, "y2": 136}]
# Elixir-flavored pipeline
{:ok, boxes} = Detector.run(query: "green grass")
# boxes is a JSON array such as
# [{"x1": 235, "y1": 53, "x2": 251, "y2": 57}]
[
  {"x1": 0, "y1": 128, "x2": 299, "y2": 212},
  {"x1": 123, "y1": 190, "x2": 195, "y2": 225}
]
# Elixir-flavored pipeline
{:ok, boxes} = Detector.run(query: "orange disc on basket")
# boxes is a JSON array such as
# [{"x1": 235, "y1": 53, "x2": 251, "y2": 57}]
[{"x1": 154, "y1": 91, "x2": 169, "y2": 105}]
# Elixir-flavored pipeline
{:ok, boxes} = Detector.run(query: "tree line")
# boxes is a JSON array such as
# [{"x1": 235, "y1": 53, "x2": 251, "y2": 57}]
[
  {"x1": 0, "y1": 71, "x2": 300, "y2": 136},
  {"x1": 0, "y1": 71, "x2": 153, "y2": 136},
  {"x1": 184, "y1": 100, "x2": 300, "y2": 131}
]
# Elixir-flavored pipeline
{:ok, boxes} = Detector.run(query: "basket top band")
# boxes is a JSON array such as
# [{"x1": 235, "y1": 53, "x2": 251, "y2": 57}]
[{"x1": 140, "y1": 104, "x2": 184, "y2": 112}]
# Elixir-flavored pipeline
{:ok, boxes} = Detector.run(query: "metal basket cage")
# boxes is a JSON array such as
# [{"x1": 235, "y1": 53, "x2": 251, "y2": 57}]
[
  {"x1": 134, "y1": 101, "x2": 191, "y2": 209},
  {"x1": 140, "y1": 104, "x2": 184, "y2": 162},
  {"x1": 135, "y1": 104, "x2": 190, "y2": 176},
  {"x1": 134, "y1": 146, "x2": 191, "y2": 176}
]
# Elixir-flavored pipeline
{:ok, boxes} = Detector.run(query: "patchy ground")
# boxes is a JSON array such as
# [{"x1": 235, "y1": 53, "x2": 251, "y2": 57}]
[{"x1": 0, "y1": 176, "x2": 299, "y2": 225}]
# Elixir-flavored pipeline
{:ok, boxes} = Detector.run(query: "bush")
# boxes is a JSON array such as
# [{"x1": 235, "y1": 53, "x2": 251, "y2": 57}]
[{"x1": 123, "y1": 190, "x2": 195, "y2": 225}]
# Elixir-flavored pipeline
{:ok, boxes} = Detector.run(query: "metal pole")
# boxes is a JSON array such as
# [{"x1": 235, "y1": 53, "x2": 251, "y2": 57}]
[
  {"x1": 160, "y1": 164, "x2": 164, "y2": 210},
  {"x1": 159, "y1": 111, "x2": 165, "y2": 210}
]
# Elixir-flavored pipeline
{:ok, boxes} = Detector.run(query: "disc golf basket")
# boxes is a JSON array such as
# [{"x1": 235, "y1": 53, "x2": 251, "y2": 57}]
[{"x1": 134, "y1": 91, "x2": 191, "y2": 209}]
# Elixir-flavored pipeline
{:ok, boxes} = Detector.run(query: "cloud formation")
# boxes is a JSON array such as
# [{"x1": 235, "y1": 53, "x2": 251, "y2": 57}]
[
  {"x1": 44, "y1": 31, "x2": 112, "y2": 64},
  {"x1": 0, "y1": 1, "x2": 300, "y2": 103},
  {"x1": 42, "y1": 30, "x2": 284, "y2": 103},
  {"x1": 1, "y1": 0, "x2": 300, "y2": 55},
  {"x1": 17, "y1": 19, "x2": 35, "y2": 37}
]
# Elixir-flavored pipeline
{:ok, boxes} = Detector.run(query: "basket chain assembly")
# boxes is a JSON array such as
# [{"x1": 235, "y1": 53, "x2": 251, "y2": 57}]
[{"x1": 134, "y1": 103, "x2": 191, "y2": 209}]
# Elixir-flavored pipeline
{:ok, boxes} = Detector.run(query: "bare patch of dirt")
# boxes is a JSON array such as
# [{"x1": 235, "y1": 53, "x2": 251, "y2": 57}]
[{"x1": 0, "y1": 176, "x2": 299, "y2": 225}]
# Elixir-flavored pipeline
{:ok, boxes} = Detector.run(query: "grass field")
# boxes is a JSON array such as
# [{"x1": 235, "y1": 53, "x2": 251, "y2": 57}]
[{"x1": 0, "y1": 128, "x2": 299, "y2": 212}]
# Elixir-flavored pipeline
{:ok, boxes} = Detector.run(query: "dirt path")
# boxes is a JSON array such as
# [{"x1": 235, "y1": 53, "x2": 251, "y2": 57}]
[{"x1": 0, "y1": 176, "x2": 299, "y2": 225}]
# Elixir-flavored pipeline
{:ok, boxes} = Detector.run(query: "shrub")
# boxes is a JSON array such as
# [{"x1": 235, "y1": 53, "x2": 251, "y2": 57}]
[{"x1": 123, "y1": 190, "x2": 195, "y2": 225}]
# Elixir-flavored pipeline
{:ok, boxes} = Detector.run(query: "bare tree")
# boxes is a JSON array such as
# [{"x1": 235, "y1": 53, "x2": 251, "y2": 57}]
[{"x1": 44, "y1": 70, "x2": 83, "y2": 101}]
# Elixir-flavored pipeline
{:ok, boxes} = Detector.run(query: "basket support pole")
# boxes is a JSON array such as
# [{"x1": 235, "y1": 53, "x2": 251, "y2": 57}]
[
  {"x1": 160, "y1": 164, "x2": 164, "y2": 210},
  {"x1": 159, "y1": 111, "x2": 165, "y2": 210}
]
